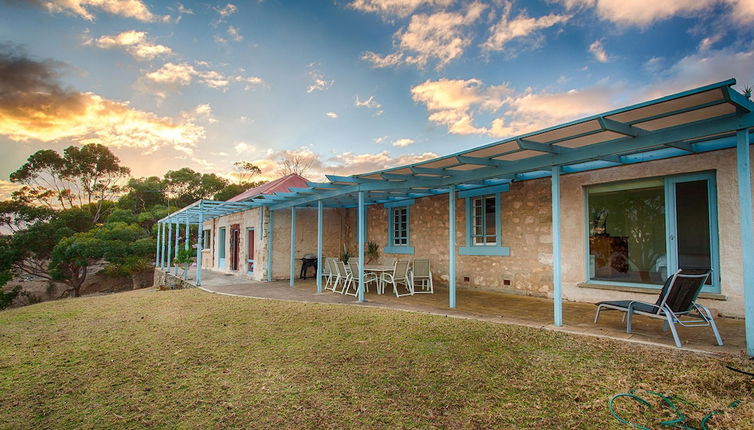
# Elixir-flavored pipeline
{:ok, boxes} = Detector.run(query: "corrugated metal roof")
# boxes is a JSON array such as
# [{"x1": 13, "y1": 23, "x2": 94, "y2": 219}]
[{"x1": 227, "y1": 173, "x2": 309, "y2": 202}]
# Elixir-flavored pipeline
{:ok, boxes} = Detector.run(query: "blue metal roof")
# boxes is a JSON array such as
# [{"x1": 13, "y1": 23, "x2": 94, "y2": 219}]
[{"x1": 161, "y1": 78, "x2": 754, "y2": 223}]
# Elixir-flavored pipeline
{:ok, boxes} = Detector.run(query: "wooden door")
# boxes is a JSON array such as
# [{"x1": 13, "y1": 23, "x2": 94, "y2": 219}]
[{"x1": 230, "y1": 224, "x2": 240, "y2": 271}]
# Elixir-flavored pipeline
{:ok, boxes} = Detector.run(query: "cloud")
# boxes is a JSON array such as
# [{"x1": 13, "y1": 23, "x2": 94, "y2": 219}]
[
  {"x1": 348, "y1": 0, "x2": 454, "y2": 18},
  {"x1": 245, "y1": 146, "x2": 439, "y2": 182},
  {"x1": 481, "y1": 1, "x2": 571, "y2": 52},
  {"x1": 391, "y1": 138, "x2": 414, "y2": 147},
  {"x1": 362, "y1": 2, "x2": 487, "y2": 70},
  {"x1": 373, "y1": 136, "x2": 388, "y2": 144},
  {"x1": 325, "y1": 112, "x2": 338, "y2": 118},
  {"x1": 215, "y1": 3, "x2": 238, "y2": 17},
  {"x1": 355, "y1": 95, "x2": 383, "y2": 115},
  {"x1": 0, "y1": 180, "x2": 21, "y2": 200},
  {"x1": 90, "y1": 30, "x2": 172, "y2": 60},
  {"x1": 306, "y1": 64, "x2": 334, "y2": 93},
  {"x1": 227, "y1": 26, "x2": 243, "y2": 42},
  {"x1": 192, "y1": 104, "x2": 217, "y2": 123},
  {"x1": 234, "y1": 142, "x2": 255, "y2": 154},
  {"x1": 37, "y1": 0, "x2": 161, "y2": 22},
  {"x1": 412, "y1": 44, "x2": 754, "y2": 139},
  {"x1": 588, "y1": 39, "x2": 609, "y2": 62},
  {"x1": 557, "y1": 0, "x2": 754, "y2": 27},
  {"x1": 411, "y1": 78, "x2": 512, "y2": 135},
  {"x1": 0, "y1": 46, "x2": 205, "y2": 152},
  {"x1": 144, "y1": 62, "x2": 264, "y2": 93}
]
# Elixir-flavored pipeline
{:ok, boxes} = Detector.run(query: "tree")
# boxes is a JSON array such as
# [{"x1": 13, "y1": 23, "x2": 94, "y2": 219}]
[
  {"x1": 3, "y1": 207, "x2": 95, "y2": 287},
  {"x1": 0, "y1": 201, "x2": 54, "y2": 234},
  {"x1": 233, "y1": 161, "x2": 261, "y2": 184},
  {"x1": 49, "y1": 221, "x2": 153, "y2": 297},
  {"x1": 9, "y1": 144, "x2": 130, "y2": 222},
  {"x1": 163, "y1": 168, "x2": 229, "y2": 207},
  {"x1": 213, "y1": 182, "x2": 263, "y2": 201},
  {"x1": 277, "y1": 152, "x2": 314, "y2": 177},
  {"x1": 117, "y1": 176, "x2": 165, "y2": 213}
]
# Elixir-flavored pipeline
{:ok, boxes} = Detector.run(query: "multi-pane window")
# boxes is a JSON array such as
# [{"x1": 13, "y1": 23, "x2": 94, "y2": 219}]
[
  {"x1": 472, "y1": 195, "x2": 496, "y2": 245},
  {"x1": 202, "y1": 229, "x2": 211, "y2": 248},
  {"x1": 391, "y1": 207, "x2": 409, "y2": 246}
]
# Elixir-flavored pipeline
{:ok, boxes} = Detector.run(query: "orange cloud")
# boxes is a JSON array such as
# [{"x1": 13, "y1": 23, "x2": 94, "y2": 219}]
[
  {"x1": 0, "y1": 47, "x2": 204, "y2": 152},
  {"x1": 40, "y1": 0, "x2": 161, "y2": 22}
]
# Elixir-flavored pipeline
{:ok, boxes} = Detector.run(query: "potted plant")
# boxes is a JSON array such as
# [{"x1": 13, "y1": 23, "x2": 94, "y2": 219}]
[{"x1": 366, "y1": 241, "x2": 380, "y2": 264}]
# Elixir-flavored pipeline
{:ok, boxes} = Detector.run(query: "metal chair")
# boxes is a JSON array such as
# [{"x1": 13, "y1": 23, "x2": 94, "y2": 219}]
[
  {"x1": 594, "y1": 270, "x2": 722, "y2": 348},
  {"x1": 382, "y1": 260, "x2": 413, "y2": 297},
  {"x1": 344, "y1": 261, "x2": 378, "y2": 297},
  {"x1": 410, "y1": 259, "x2": 433, "y2": 294},
  {"x1": 333, "y1": 260, "x2": 351, "y2": 294},
  {"x1": 322, "y1": 258, "x2": 335, "y2": 291}
]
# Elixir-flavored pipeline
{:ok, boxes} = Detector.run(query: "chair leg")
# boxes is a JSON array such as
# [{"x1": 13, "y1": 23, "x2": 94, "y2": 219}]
[
  {"x1": 665, "y1": 315, "x2": 682, "y2": 348},
  {"x1": 594, "y1": 306, "x2": 602, "y2": 324},
  {"x1": 699, "y1": 305, "x2": 724, "y2": 346}
]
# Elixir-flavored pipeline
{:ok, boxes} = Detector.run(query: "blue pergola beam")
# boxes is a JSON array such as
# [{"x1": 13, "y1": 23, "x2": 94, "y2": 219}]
[
  {"x1": 552, "y1": 166, "x2": 562, "y2": 327},
  {"x1": 316, "y1": 200, "x2": 323, "y2": 293},
  {"x1": 517, "y1": 139, "x2": 565, "y2": 153},
  {"x1": 289, "y1": 207, "x2": 296, "y2": 288},
  {"x1": 736, "y1": 129, "x2": 754, "y2": 356},
  {"x1": 598, "y1": 117, "x2": 647, "y2": 137}
]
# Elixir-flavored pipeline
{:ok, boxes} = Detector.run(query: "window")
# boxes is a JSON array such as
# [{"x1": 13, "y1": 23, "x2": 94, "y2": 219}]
[
  {"x1": 472, "y1": 195, "x2": 496, "y2": 245},
  {"x1": 202, "y1": 229, "x2": 211, "y2": 249},
  {"x1": 392, "y1": 207, "x2": 408, "y2": 246},
  {"x1": 586, "y1": 173, "x2": 719, "y2": 292},
  {"x1": 459, "y1": 191, "x2": 509, "y2": 256},
  {"x1": 385, "y1": 201, "x2": 414, "y2": 254}
]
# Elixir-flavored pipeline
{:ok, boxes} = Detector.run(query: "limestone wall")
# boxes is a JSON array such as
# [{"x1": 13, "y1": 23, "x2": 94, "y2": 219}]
[{"x1": 362, "y1": 148, "x2": 751, "y2": 317}]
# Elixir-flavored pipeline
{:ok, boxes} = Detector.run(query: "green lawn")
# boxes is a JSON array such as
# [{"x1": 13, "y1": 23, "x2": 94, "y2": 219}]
[{"x1": 1, "y1": 289, "x2": 752, "y2": 429}]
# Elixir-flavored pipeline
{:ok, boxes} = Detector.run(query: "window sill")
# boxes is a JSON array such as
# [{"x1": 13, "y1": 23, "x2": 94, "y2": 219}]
[
  {"x1": 384, "y1": 246, "x2": 414, "y2": 255},
  {"x1": 577, "y1": 282, "x2": 726, "y2": 300},
  {"x1": 459, "y1": 246, "x2": 510, "y2": 256}
]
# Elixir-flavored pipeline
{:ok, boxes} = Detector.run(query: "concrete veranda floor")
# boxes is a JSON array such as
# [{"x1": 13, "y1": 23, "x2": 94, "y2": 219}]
[{"x1": 178, "y1": 268, "x2": 748, "y2": 356}]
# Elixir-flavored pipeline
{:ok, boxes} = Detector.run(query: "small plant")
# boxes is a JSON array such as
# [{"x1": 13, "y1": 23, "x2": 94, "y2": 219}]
[
  {"x1": 366, "y1": 241, "x2": 380, "y2": 264},
  {"x1": 744, "y1": 85, "x2": 752, "y2": 100},
  {"x1": 340, "y1": 244, "x2": 352, "y2": 264},
  {"x1": 173, "y1": 248, "x2": 194, "y2": 266}
]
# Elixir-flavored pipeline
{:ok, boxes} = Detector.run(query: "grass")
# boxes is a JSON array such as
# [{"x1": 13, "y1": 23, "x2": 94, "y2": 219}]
[{"x1": 0, "y1": 288, "x2": 752, "y2": 429}]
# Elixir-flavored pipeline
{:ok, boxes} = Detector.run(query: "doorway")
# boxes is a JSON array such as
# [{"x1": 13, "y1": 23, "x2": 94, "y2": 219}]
[
  {"x1": 218, "y1": 227, "x2": 226, "y2": 268},
  {"x1": 230, "y1": 224, "x2": 240, "y2": 271}
]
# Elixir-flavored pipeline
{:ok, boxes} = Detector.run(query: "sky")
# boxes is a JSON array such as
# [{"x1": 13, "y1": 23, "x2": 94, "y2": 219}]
[{"x1": 1, "y1": 0, "x2": 754, "y2": 198}]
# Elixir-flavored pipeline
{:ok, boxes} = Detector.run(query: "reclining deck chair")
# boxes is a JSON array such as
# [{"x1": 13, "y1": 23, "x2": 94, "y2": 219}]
[{"x1": 594, "y1": 270, "x2": 723, "y2": 348}]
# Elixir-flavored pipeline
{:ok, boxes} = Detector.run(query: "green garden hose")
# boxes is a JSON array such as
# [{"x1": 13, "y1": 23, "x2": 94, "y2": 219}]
[{"x1": 608, "y1": 389, "x2": 740, "y2": 430}]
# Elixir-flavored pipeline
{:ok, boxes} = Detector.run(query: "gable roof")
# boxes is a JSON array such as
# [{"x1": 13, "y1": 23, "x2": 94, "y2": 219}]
[{"x1": 227, "y1": 173, "x2": 309, "y2": 202}]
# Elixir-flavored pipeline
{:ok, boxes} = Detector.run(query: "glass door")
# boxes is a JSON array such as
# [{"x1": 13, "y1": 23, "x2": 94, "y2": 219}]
[
  {"x1": 665, "y1": 173, "x2": 719, "y2": 292},
  {"x1": 218, "y1": 227, "x2": 226, "y2": 268}
]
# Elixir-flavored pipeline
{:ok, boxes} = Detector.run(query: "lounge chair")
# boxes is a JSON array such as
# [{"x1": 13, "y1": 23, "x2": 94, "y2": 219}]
[
  {"x1": 594, "y1": 270, "x2": 723, "y2": 348},
  {"x1": 410, "y1": 259, "x2": 433, "y2": 294},
  {"x1": 382, "y1": 260, "x2": 413, "y2": 297}
]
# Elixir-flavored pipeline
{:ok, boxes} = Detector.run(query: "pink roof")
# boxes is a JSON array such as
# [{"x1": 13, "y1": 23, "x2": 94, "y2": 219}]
[{"x1": 227, "y1": 173, "x2": 309, "y2": 202}]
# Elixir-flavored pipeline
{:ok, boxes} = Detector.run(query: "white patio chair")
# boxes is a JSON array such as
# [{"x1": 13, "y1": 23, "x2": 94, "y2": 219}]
[
  {"x1": 327, "y1": 259, "x2": 343, "y2": 293},
  {"x1": 344, "y1": 261, "x2": 378, "y2": 297},
  {"x1": 333, "y1": 260, "x2": 351, "y2": 294},
  {"x1": 410, "y1": 259, "x2": 433, "y2": 294},
  {"x1": 382, "y1": 260, "x2": 413, "y2": 297},
  {"x1": 322, "y1": 258, "x2": 335, "y2": 291}
]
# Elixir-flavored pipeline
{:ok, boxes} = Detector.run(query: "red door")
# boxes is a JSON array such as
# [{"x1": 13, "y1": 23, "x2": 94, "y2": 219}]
[{"x1": 230, "y1": 224, "x2": 240, "y2": 271}]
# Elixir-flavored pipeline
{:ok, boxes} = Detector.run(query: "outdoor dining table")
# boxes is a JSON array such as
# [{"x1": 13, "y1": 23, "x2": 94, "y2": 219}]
[{"x1": 363, "y1": 264, "x2": 394, "y2": 294}]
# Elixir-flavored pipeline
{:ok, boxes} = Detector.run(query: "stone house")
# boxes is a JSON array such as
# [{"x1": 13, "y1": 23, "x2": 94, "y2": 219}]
[{"x1": 157, "y1": 78, "x2": 754, "y2": 355}]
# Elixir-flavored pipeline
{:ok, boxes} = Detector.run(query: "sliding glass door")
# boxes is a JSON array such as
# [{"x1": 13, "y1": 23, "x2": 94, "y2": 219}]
[{"x1": 587, "y1": 172, "x2": 719, "y2": 292}]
